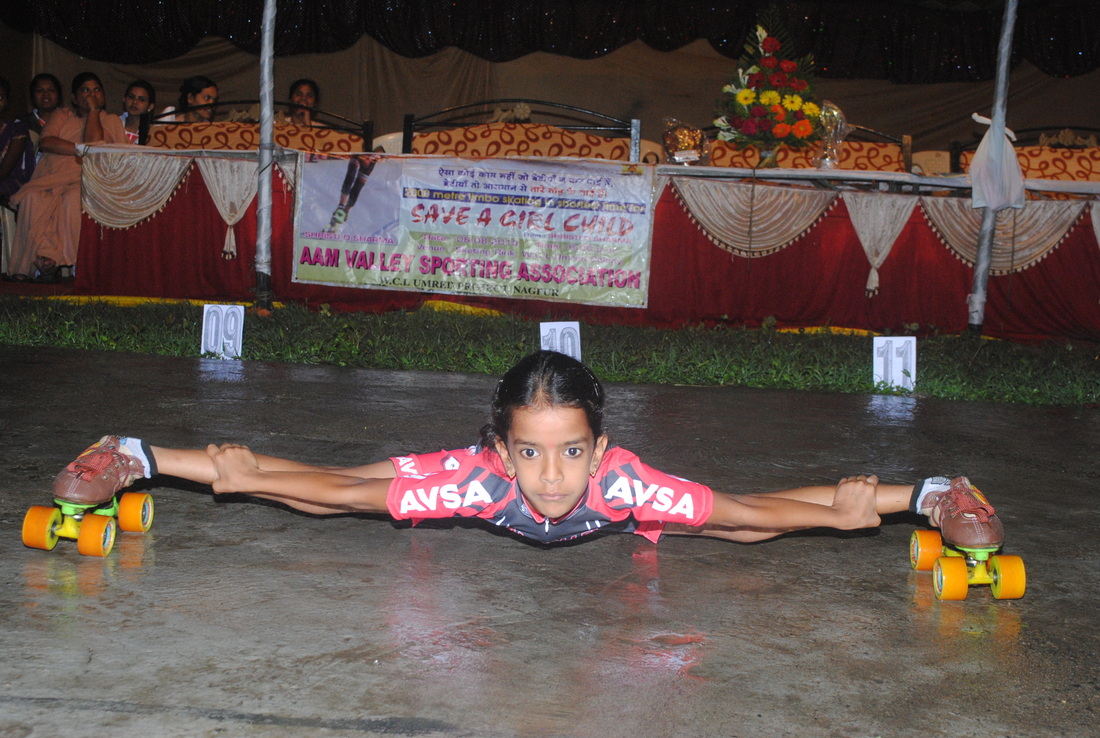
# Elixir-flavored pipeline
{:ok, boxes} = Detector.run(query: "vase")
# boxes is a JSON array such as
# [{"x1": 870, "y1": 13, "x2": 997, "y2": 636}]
[{"x1": 757, "y1": 148, "x2": 779, "y2": 168}]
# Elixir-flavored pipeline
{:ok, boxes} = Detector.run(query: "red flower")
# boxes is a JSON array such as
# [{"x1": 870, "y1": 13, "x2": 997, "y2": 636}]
[
  {"x1": 740, "y1": 119, "x2": 759, "y2": 136},
  {"x1": 757, "y1": 118, "x2": 774, "y2": 132},
  {"x1": 780, "y1": 59, "x2": 798, "y2": 73},
  {"x1": 762, "y1": 36, "x2": 781, "y2": 54},
  {"x1": 750, "y1": 105, "x2": 768, "y2": 118},
  {"x1": 748, "y1": 72, "x2": 767, "y2": 89},
  {"x1": 760, "y1": 56, "x2": 779, "y2": 69},
  {"x1": 789, "y1": 78, "x2": 809, "y2": 92},
  {"x1": 792, "y1": 119, "x2": 814, "y2": 139},
  {"x1": 769, "y1": 72, "x2": 788, "y2": 87}
]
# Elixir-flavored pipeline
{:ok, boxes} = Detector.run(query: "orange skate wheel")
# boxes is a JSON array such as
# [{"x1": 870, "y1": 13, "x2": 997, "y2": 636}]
[
  {"x1": 118, "y1": 492, "x2": 154, "y2": 533},
  {"x1": 23, "y1": 506, "x2": 62, "y2": 551},
  {"x1": 989, "y1": 555, "x2": 1026, "y2": 600},
  {"x1": 77, "y1": 513, "x2": 117, "y2": 557},
  {"x1": 909, "y1": 530, "x2": 943, "y2": 571},
  {"x1": 933, "y1": 556, "x2": 969, "y2": 601}
]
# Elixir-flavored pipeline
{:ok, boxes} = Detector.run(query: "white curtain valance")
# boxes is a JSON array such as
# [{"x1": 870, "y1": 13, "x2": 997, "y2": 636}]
[
  {"x1": 81, "y1": 147, "x2": 298, "y2": 257},
  {"x1": 921, "y1": 197, "x2": 1087, "y2": 274},
  {"x1": 673, "y1": 178, "x2": 837, "y2": 257},
  {"x1": 196, "y1": 158, "x2": 259, "y2": 259},
  {"x1": 81, "y1": 149, "x2": 192, "y2": 228},
  {"x1": 842, "y1": 192, "x2": 919, "y2": 296}
]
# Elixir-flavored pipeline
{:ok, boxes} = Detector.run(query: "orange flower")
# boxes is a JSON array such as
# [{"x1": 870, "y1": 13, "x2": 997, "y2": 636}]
[
  {"x1": 770, "y1": 104, "x2": 786, "y2": 122},
  {"x1": 772, "y1": 122, "x2": 792, "y2": 138},
  {"x1": 792, "y1": 119, "x2": 814, "y2": 139}
]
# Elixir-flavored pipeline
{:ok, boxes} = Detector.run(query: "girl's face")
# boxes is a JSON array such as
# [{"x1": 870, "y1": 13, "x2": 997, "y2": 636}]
[
  {"x1": 33, "y1": 81, "x2": 60, "y2": 113},
  {"x1": 187, "y1": 86, "x2": 218, "y2": 121},
  {"x1": 495, "y1": 404, "x2": 608, "y2": 520},
  {"x1": 124, "y1": 87, "x2": 154, "y2": 117},
  {"x1": 72, "y1": 80, "x2": 105, "y2": 115},
  {"x1": 290, "y1": 84, "x2": 316, "y2": 111}
]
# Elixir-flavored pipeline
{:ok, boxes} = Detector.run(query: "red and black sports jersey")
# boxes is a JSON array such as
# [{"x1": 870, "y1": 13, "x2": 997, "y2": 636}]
[{"x1": 387, "y1": 446, "x2": 713, "y2": 544}]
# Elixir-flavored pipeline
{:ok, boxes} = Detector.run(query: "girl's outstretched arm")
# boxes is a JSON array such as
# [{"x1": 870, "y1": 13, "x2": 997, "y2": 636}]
[
  {"x1": 675, "y1": 475, "x2": 882, "y2": 543},
  {"x1": 204, "y1": 443, "x2": 392, "y2": 516}
]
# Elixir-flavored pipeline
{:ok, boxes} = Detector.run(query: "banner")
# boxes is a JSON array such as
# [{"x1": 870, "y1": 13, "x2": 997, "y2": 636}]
[{"x1": 293, "y1": 155, "x2": 656, "y2": 307}]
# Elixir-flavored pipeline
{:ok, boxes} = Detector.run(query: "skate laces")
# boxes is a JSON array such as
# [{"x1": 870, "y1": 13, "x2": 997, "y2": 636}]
[
  {"x1": 942, "y1": 480, "x2": 995, "y2": 522},
  {"x1": 68, "y1": 447, "x2": 128, "y2": 479}
]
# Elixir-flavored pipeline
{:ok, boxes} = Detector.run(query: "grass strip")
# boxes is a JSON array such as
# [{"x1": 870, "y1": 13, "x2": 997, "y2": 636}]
[{"x1": 1, "y1": 296, "x2": 1096, "y2": 406}]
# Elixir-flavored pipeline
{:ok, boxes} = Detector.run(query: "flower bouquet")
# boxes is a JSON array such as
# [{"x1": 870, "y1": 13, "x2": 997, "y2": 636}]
[{"x1": 714, "y1": 21, "x2": 823, "y2": 166}]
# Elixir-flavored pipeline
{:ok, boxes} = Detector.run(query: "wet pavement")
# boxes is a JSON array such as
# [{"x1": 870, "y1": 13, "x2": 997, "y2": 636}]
[{"x1": 1, "y1": 345, "x2": 1098, "y2": 737}]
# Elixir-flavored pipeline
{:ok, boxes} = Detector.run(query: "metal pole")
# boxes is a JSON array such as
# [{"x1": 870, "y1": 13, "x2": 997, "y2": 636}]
[
  {"x1": 967, "y1": 0, "x2": 1018, "y2": 333},
  {"x1": 254, "y1": 0, "x2": 276, "y2": 308}
]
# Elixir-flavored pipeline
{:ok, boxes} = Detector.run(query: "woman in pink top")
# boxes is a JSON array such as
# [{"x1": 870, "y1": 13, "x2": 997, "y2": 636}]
[{"x1": 8, "y1": 72, "x2": 125, "y2": 282}]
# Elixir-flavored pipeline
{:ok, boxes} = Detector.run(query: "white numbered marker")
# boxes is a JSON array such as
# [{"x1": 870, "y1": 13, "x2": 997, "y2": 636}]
[
  {"x1": 202, "y1": 304, "x2": 245, "y2": 360},
  {"x1": 540, "y1": 321, "x2": 582, "y2": 362}
]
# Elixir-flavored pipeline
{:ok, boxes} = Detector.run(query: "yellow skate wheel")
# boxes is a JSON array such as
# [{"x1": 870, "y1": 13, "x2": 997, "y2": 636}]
[
  {"x1": 989, "y1": 555, "x2": 1026, "y2": 600},
  {"x1": 23, "y1": 506, "x2": 62, "y2": 551},
  {"x1": 118, "y1": 492, "x2": 154, "y2": 533},
  {"x1": 910, "y1": 530, "x2": 943, "y2": 571},
  {"x1": 933, "y1": 556, "x2": 969, "y2": 600},
  {"x1": 77, "y1": 513, "x2": 117, "y2": 557}
]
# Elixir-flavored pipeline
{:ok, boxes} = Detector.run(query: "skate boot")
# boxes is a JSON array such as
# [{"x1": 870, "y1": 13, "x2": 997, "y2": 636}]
[
  {"x1": 920, "y1": 476, "x2": 1003, "y2": 550},
  {"x1": 908, "y1": 476, "x2": 1025, "y2": 600},
  {"x1": 322, "y1": 206, "x2": 348, "y2": 233},
  {"x1": 52, "y1": 435, "x2": 150, "y2": 505},
  {"x1": 23, "y1": 436, "x2": 156, "y2": 557}
]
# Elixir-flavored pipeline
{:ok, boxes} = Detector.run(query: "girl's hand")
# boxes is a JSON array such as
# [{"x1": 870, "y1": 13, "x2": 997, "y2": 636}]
[
  {"x1": 205, "y1": 443, "x2": 260, "y2": 494},
  {"x1": 831, "y1": 475, "x2": 882, "y2": 530}
]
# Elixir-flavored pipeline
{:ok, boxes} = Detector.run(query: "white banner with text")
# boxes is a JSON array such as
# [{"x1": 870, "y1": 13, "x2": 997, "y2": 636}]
[{"x1": 293, "y1": 155, "x2": 655, "y2": 308}]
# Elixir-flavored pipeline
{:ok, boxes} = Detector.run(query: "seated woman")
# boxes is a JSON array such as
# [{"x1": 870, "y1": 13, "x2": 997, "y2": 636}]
[
  {"x1": 0, "y1": 76, "x2": 36, "y2": 208},
  {"x1": 159, "y1": 76, "x2": 218, "y2": 123},
  {"x1": 7, "y1": 72, "x2": 126, "y2": 282},
  {"x1": 119, "y1": 80, "x2": 156, "y2": 144},
  {"x1": 281, "y1": 78, "x2": 320, "y2": 128},
  {"x1": 20, "y1": 73, "x2": 62, "y2": 139}
]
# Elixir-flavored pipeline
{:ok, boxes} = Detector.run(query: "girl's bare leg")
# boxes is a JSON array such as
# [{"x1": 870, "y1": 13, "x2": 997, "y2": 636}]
[
  {"x1": 665, "y1": 477, "x2": 915, "y2": 543},
  {"x1": 751, "y1": 480, "x2": 913, "y2": 515},
  {"x1": 150, "y1": 446, "x2": 395, "y2": 486}
]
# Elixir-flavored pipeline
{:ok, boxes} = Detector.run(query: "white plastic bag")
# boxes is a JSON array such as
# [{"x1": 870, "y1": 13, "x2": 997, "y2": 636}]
[{"x1": 969, "y1": 112, "x2": 1025, "y2": 211}]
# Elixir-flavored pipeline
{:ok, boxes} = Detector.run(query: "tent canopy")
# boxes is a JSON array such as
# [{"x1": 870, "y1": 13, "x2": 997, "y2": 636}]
[{"x1": 3, "y1": 1, "x2": 1096, "y2": 82}]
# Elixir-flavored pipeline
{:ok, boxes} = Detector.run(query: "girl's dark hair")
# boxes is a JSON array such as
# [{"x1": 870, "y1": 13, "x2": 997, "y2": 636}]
[
  {"x1": 288, "y1": 78, "x2": 320, "y2": 103},
  {"x1": 178, "y1": 75, "x2": 217, "y2": 111},
  {"x1": 480, "y1": 351, "x2": 605, "y2": 448},
  {"x1": 70, "y1": 72, "x2": 103, "y2": 96},
  {"x1": 0, "y1": 76, "x2": 10, "y2": 102},
  {"x1": 126, "y1": 79, "x2": 156, "y2": 106}
]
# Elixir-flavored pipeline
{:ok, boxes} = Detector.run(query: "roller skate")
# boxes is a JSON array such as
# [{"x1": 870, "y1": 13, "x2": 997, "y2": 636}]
[
  {"x1": 908, "y1": 476, "x2": 1025, "y2": 600},
  {"x1": 22, "y1": 436, "x2": 155, "y2": 558},
  {"x1": 322, "y1": 206, "x2": 348, "y2": 233}
]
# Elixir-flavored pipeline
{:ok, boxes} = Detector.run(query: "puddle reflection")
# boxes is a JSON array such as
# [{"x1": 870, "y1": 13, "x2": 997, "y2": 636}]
[
  {"x1": 908, "y1": 571, "x2": 1023, "y2": 660},
  {"x1": 865, "y1": 394, "x2": 919, "y2": 426},
  {"x1": 22, "y1": 534, "x2": 155, "y2": 604}
]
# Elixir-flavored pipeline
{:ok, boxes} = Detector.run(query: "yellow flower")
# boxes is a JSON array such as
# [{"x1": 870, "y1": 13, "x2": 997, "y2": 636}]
[
  {"x1": 782, "y1": 94, "x2": 804, "y2": 112},
  {"x1": 759, "y1": 90, "x2": 781, "y2": 106},
  {"x1": 802, "y1": 102, "x2": 821, "y2": 118},
  {"x1": 736, "y1": 88, "x2": 756, "y2": 106}
]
